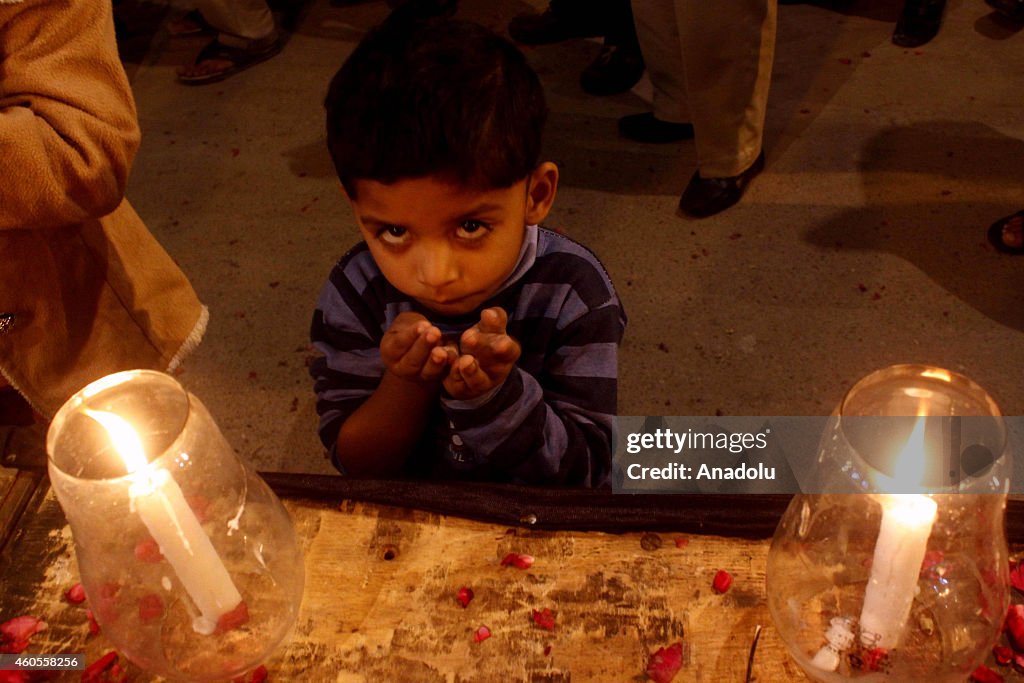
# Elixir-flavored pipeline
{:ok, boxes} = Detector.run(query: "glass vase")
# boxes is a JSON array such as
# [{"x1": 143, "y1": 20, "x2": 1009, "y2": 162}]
[
  {"x1": 46, "y1": 370, "x2": 304, "y2": 681},
  {"x1": 766, "y1": 365, "x2": 1010, "y2": 682}
]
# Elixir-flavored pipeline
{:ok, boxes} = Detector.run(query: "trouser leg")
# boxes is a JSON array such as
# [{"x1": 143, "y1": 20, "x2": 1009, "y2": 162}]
[
  {"x1": 675, "y1": 0, "x2": 776, "y2": 177},
  {"x1": 631, "y1": 0, "x2": 690, "y2": 125},
  {"x1": 196, "y1": 0, "x2": 276, "y2": 48}
]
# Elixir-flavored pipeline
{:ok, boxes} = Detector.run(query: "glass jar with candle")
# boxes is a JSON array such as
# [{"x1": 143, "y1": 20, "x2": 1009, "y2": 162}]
[
  {"x1": 766, "y1": 364, "x2": 1010, "y2": 682},
  {"x1": 47, "y1": 370, "x2": 305, "y2": 682}
]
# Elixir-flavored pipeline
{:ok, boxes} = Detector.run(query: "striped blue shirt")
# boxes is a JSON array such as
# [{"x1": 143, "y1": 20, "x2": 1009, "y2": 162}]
[{"x1": 310, "y1": 226, "x2": 626, "y2": 487}]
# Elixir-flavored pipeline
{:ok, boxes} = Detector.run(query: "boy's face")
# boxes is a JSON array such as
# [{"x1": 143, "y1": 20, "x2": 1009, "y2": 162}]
[{"x1": 348, "y1": 164, "x2": 557, "y2": 316}]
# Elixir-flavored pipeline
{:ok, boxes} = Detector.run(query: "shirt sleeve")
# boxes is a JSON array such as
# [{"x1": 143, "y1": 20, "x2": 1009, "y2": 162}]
[
  {"x1": 440, "y1": 300, "x2": 624, "y2": 487},
  {"x1": 0, "y1": 0, "x2": 140, "y2": 230},
  {"x1": 309, "y1": 258, "x2": 385, "y2": 457}
]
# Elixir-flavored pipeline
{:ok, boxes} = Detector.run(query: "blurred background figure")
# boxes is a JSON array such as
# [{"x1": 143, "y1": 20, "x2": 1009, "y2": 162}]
[
  {"x1": 626, "y1": 0, "x2": 777, "y2": 218},
  {"x1": 508, "y1": 0, "x2": 646, "y2": 96},
  {"x1": 0, "y1": 0, "x2": 207, "y2": 464}
]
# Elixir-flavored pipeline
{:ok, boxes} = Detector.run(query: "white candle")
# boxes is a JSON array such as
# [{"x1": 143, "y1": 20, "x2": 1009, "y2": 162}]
[{"x1": 87, "y1": 410, "x2": 242, "y2": 635}]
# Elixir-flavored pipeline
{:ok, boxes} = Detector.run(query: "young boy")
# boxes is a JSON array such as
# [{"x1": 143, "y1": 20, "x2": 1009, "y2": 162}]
[{"x1": 311, "y1": 17, "x2": 626, "y2": 487}]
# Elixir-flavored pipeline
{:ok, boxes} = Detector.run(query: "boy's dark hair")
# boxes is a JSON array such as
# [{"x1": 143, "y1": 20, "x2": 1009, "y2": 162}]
[{"x1": 324, "y1": 17, "x2": 547, "y2": 198}]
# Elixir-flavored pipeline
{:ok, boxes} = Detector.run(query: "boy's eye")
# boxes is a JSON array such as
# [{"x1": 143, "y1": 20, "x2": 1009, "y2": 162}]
[
  {"x1": 377, "y1": 224, "x2": 408, "y2": 245},
  {"x1": 456, "y1": 220, "x2": 489, "y2": 240}
]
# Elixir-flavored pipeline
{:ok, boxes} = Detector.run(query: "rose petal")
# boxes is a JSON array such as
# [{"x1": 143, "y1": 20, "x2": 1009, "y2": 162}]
[
  {"x1": 134, "y1": 538, "x2": 164, "y2": 564},
  {"x1": 674, "y1": 538, "x2": 689, "y2": 549},
  {"x1": 65, "y1": 583, "x2": 87, "y2": 604},
  {"x1": 138, "y1": 594, "x2": 164, "y2": 623},
  {"x1": 712, "y1": 570, "x2": 732, "y2": 594},
  {"x1": 971, "y1": 664, "x2": 1005, "y2": 683},
  {"x1": 86, "y1": 609, "x2": 100, "y2": 636},
  {"x1": 500, "y1": 553, "x2": 534, "y2": 570},
  {"x1": 859, "y1": 647, "x2": 887, "y2": 672},
  {"x1": 81, "y1": 651, "x2": 119, "y2": 683},
  {"x1": 1011, "y1": 563, "x2": 1024, "y2": 593},
  {"x1": 920, "y1": 550, "x2": 944, "y2": 575},
  {"x1": 1005, "y1": 604, "x2": 1024, "y2": 651},
  {"x1": 1014, "y1": 653, "x2": 1024, "y2": 674},
  {"x1": 185, "y1": 494, "x2": 211, "y2": 523},
  {"x1": 646, "y1": 642, "x2": 684, "y2": 683},
  {"x1": 543, "y1": 645, "x2": 552, "y2": 656},
  {"x1": 473, "y1": 625, "x2": 491, "y2": 643},
  {"x1": 0, "y1": 671, "x2": 30, "y2": 683},
  {"x1": 994, "y1": 645, "x2": 1013, "y2": 665},
  {"x1": 250, "y1": 665, "x2": 268, "y2": 683},
  {"x1": 216, "y1": 600, "x2": 250, "y2": 634},
  {"x1": 0, "y1": 616, "x2": 46, "y2": 654},
  {"x1": 456, "y1": 587, "x2": 474, "y2": 609},
  {"x1": 532, "y1": 608, "x2": 555, "y2": 631}
]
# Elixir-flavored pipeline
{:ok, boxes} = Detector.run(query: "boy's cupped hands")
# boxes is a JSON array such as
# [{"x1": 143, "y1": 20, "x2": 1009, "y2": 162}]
[{"x1": 380, "y1": 308, "x2": 521, "y2": 400}]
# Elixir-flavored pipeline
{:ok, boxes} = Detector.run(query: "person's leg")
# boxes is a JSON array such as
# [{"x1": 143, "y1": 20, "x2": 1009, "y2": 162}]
[
  {"x1": 196, "y1": 0, "x2": 276, "y2": 47},
  {"x1": 508, "y1": 0, "x2": 606, "y2": 45},
  {"x1": 581, "y1": 0, "x2": 645, "y2": 96},
  {"x1": 676, "y1": 0, "x2": 776, "y2": 178},
  {"x1": 178, "y1": 0, "x2": 280, "y2": 84}
]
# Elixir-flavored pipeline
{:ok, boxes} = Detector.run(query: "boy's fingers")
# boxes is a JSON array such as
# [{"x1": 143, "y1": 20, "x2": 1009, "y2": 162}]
[
  {"x1": 478, "y1": 307, "x2": 508, "y2": 334},
  {"x1": 394, "y1": 325, "x2": 440, "y2": 373},
  {"x1": 456, "y1": 355, "x2": 489, "y2": 393},
  {"x1": 389, "y1": 318, "x2": 431, "y2": 351},
  {"x1": 419, "y1": 346, "x2": 450, "y2": 381}
]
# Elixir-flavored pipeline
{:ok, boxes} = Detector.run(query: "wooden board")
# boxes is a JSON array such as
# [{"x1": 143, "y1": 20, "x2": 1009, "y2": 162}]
[{"x1": 0, "y1": 488, "x2": 801, "y2": 682}]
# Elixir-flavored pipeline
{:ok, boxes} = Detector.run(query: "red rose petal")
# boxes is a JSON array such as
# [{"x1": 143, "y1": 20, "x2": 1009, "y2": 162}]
[
  {"x1": 134, "y1": 538, "x2": 164, "y2": 564},
  {"x1": 971, "y1": 664, "x2": 1005, "y2": 683},
  {"x1": 473, "y1": 625, "x2": 491, "y2": 643},
  {"x1": 674, "y1": 537, "x2": 689, "y2": 549},
  {"x1": 860, "y1": 647, "x2": 887, "y2": 672},
  {"x1": 920, "y1": 550, "x2": 944, "y2": 574},
  {"x1": 500, "y1": 553, "x2": 534, "y2": 570},
  {"x1": 138, "y1": 594, "x2": 164, "y2": 623},
  {"x1": 0, "y1": 616, "x2": 46, "y2": 654},
  {"x1": 1014, "y1": 653, "x2": 1024, "y2": 674},
  {"x1": 1005, "y1": 604, "x2": 1024, "y2": 650},
  {"x1": 0, "y1": 671, "x2": 30, "y2": 683},
  {"x1": 532, "y1": 608, "x2": 555, "y2": 631},
  {"x1": 646, "y1": 642, "x2": 684, "y2": 683},
  {"x1": 456, "y1": 586, "x2": 474, "y2": 608},
  {"x1": 185, "y1": 494, "x2": 211, "y2": 523},
  {"x1": 543, "y1": 645, "x2": 552, "y2": 656},
  {"x1": 65, "y1": 583, "x2": 87, "y2": 604},
  {"x1": 994, "y1": 645, "x2": 1013, "y2": 665},
  {"x1": 250, "y1": 665, "x2": 268, "y2": 683},
  {"x1": 712, "y1": 570, "x2": 733, "y2": 594},
  {"x1": 81, "y1": 651, "x2": 119, "y2": 683},
  {"x1": 86, "y1": 609, "x2": 100, "y2": 636},
  {"x1": 1010, "y1": 563, "x2": 1024, "y2": 592},
  {"x1": 216, "y1": 600, "x2": 250, "y2": 634}
]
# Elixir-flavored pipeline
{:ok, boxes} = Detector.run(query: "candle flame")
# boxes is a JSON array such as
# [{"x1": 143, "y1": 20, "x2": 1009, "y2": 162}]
[
  {"x1": 84, "y1": 409, "x2": 148, "y2": 474},
  {"x1": 892, "y1": 413, "x2": 928, "y2": 492}
]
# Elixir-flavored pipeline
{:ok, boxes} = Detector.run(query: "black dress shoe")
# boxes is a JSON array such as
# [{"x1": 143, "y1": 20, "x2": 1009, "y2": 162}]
[
  {"x1": 618, "y1": 112, "x2": 694, "y2": 143},
  {"x1": 580, "y1": 44, "x2": 645, "y2": 96},
  {"x1": 508, "y1": 7, "x2": 603, "y2": 44},
  {"x1": 892, "y1": 0, "x2": 946, "y2": 47},
  {"x1": 678, "y1": 151, "x2": 765, "y2": 218}
]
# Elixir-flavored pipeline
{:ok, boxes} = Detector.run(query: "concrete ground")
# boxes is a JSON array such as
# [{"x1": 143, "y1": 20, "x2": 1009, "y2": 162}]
[{"x1": 119, "y1": 0, "x2": 1024, "y2": 473}]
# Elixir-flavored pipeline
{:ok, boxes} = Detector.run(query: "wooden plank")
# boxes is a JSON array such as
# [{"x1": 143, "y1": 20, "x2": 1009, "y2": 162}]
[{"x1": 2, "y1": 484, "x2": 1021, "y2": 682}]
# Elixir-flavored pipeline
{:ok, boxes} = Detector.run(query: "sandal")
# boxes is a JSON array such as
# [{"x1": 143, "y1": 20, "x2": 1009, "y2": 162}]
[
  {"x1": 987, "y1": 210, "x2": 1024, "y2": 255},
  {"x1": 177, "y1": 37, "x2": 283, "y2": 85}
]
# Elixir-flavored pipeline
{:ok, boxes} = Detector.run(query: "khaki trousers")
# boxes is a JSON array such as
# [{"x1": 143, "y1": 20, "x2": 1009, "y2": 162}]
[
  {"x1": 196, "y1": 0, "x2": 276, "y2": 48},
  {"x1": 632, "y1": 0, "x2": 777, "y2": 177}
]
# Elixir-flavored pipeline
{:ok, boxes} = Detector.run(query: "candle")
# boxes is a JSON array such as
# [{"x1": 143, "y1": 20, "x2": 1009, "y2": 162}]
[
  {"x1": 86, "y1": 409, "x2": 242, "y2": 635},
  {"x1": 858, "y1": 416, "x2": 937, "y2": 649}
]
